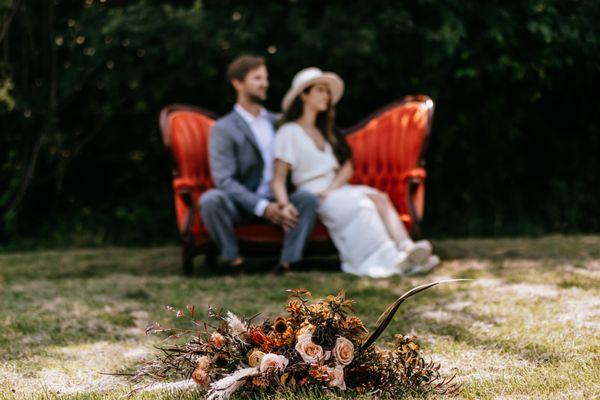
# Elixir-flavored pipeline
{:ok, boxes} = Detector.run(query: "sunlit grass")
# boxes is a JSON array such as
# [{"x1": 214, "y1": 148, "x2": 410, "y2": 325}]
[{"x1": 1, "y1": 235, "x2": 599, "y2": 399}]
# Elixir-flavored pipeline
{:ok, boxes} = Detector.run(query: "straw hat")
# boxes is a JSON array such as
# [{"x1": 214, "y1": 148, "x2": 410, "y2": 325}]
[{"x1": 281, "y1": 67, "x2": 344, "y2": 112}]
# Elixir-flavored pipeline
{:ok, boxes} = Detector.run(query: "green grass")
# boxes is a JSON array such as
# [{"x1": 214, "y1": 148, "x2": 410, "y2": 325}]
[{"x1": 1, "y1": 235, "x2": 599, "y2": 399}]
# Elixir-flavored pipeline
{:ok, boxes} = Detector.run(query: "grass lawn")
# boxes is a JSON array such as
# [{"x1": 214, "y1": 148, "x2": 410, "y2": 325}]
[{"x1": 0, "y1": 235, "x2": 599, "y2": 399}]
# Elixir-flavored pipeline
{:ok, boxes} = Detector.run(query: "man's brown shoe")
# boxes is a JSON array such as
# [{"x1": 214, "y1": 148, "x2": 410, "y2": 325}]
[{"x1": 268, "y1": 263, "x2": 291, "y2": 276}]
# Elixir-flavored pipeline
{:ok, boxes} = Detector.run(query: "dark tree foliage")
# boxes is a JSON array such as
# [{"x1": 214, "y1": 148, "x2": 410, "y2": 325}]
[{"x1": 1, "y1": 0, "x2": 598, "y2": 247}]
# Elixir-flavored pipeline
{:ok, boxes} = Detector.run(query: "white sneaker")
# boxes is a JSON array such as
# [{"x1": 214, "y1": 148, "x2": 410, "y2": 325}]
[
  {"x1": 394, "y1": 251, "x2": 412, "y2": 273},
  {"x1": 403, "y1": 255, "x2": 440, "y2": 276},
  {"x1": 404, "y1": 240, "x2": 432, "y2": 265}
]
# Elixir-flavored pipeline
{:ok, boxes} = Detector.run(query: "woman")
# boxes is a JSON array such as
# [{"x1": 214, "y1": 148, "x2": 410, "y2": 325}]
[{"x1": 272, "y1": 67, "x2": 439, "y2": 277}]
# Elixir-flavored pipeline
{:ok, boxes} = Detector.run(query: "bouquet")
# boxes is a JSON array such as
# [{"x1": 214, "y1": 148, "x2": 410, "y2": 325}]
[{"x1": 130, "y1": 281, "x2": 463, "y2": 398}]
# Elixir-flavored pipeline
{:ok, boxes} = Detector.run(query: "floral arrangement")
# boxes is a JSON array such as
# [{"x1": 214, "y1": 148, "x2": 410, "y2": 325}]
[{"x1": 130, "y1": 281, "x2": 463, "y2": 398}]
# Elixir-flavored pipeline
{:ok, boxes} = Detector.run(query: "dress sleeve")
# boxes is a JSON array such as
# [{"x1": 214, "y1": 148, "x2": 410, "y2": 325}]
[{"x1": 274, "y1": 125, "x2": 296, "y2": 167}]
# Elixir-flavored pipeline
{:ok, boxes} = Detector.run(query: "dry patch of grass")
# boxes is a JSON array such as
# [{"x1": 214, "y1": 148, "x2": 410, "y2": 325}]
[{"x1": 0, "y1": 236, "x2": 599, "y2": 399}]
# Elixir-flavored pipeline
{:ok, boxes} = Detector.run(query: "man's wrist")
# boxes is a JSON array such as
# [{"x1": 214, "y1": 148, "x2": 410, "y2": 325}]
[{"x1": 254, "y1": 199, "x2": 270, "y2": 217}]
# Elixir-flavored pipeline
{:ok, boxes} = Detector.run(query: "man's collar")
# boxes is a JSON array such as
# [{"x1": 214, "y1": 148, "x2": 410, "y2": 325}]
[{"x1": 234, "y1": 103, "x2": 268, "y2": 124}]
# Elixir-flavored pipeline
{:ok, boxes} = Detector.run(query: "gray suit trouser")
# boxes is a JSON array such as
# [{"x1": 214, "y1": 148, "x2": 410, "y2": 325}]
[{"x1": 199, "y1": 189, "x2": 318, "y2": 263}]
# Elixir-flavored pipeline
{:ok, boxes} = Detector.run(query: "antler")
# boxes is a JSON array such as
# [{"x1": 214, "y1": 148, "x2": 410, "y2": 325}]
[{"x1": 359, "y1": 279, "x2": 471, "y2": 352}]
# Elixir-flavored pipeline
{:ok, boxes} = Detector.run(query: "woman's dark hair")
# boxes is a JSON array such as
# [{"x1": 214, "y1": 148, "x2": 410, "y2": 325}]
[{"x1": 281, "y1": 86, "x2": 352, "y2": 164}]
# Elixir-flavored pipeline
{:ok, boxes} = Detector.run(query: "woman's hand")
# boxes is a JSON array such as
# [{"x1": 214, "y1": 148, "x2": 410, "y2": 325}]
[
  {"x1": 279, "y1": 202, "x2": 299, "y2": 232},
  {"x1": 317, "y1": 188, "x2": 333, "y2": 203}
]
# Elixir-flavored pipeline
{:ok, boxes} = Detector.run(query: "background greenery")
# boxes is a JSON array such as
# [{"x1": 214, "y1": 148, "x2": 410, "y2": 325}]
[{"x1": 1, "y1": 0, "x2": 599, "y2": 248}]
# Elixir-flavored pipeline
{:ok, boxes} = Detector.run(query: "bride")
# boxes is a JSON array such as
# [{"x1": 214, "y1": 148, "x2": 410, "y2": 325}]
[{"x1": 272, "y1": 67, "x2": 440, "y2": 277}]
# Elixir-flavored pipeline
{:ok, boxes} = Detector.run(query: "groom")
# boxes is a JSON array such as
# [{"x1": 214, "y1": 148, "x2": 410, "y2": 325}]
[{"x1": 200, "y1": 55, "x2": 318, "y2": 274}]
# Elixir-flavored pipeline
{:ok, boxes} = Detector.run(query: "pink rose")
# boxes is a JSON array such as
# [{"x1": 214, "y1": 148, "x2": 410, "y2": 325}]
[
  {"x1": 327, "y1": 365, "x2": 346, "y2": 390},
  {"x1": 295, "y1": 333, "x2": 325, "y2": 364},
  {"x1": 333, "y1": 337, "x2": 354, "y2": 365}
]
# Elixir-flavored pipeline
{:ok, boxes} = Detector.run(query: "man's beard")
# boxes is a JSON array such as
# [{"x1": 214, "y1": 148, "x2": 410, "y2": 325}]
[{"x1": 248, "y1": 92, "x2": 266, "y2": 104}]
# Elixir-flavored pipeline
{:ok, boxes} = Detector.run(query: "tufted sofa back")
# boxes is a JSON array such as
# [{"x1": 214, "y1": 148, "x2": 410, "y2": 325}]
[
  {"x1": 160, "y1": 106, "x2": 216, "y2": 236},
  {"x1": 347, "y1": 97, "x2": 433, "y2": 224}
]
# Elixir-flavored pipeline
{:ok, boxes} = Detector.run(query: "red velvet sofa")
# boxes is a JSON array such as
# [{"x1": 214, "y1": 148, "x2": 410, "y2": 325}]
[{"x1": 160, "y1": 95, "x2": 434, "y2": 274}]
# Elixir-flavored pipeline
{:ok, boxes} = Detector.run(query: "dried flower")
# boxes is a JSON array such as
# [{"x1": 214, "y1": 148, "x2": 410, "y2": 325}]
[
  {"x1": 249, "y1": 328, "x2": 274, "y2": 351},
  {"x1": 273, "y1": 317, "x2": 288, "y2": 334},
  {"x1": 191, "y1": 356, "x2": 211, "y2": 386},
  {"x1": 226, "y1": 311, "x2": 247, "y2": 337},
  {"x1": 192, "y1": 367, "x2": 210, "y2": 386},
  {"x1": 213, "y1": 353, "x2": 229, "y2": 368},
  {"x1": 281, "y1": 326, "x2": 296, "y2": 346},
  {"x1": 297, "y1": 323, "x2": 315, "y2": 337},
  {"x1": 196, "y1": 355, "x2": 210, "y2": 370},
  {"x1": 286, "y1": 299, "x2": 304, "y2": 316},
  {"x1": 252, "y1": 376, "x2": 270, "y2": 388},
  {"x1": 131, "y1": 282, "x2": 462, "y2": 398},
  {"x1": 211, "y1": 332, "x2": 226, "y2": 348}
]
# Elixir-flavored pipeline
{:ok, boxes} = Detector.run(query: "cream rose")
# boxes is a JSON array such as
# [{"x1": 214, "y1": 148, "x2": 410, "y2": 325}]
[
  {"x1": 333, "y1": 336, "x2": 354, "y2": 366},
  {"x1": 295, "y1": 333, "x2": 325, "y2": 364},
  {"x1": 327, "y1": 365, "x2": 346, "y2": 390},
  {"x1": 259, "y1": 353, "x2": 289, "y2": 373},
  {"x1": 247, "y1": 349, "x2": 265, "y2": 367}
]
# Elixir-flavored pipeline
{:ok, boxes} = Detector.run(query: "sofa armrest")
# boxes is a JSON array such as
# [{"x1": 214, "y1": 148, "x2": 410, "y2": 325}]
[
  {"x1": 173, "y1": 177, "x2": 201, "y2": 203},
  {"x1": 172, "y1": 177, "x2": 203, "y2": 237},
  {"x1": 402, "y1": 168, "x2": 426, "y2": 236},
  {"x1": 401, "y1": 167, "x2": 426, "y2": 183}
]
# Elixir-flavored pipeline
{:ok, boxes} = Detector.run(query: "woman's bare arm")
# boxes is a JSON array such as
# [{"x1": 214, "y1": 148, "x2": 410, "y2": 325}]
[
  {"x1": 272, "y1": 159, "x2": 291, "y2": 205},
  {"x1": 271, "y1": 159, "x2": 299, "y2": 231},
  {"x1": 326, "y1": 160, "x2": 353, "y2": 191}
]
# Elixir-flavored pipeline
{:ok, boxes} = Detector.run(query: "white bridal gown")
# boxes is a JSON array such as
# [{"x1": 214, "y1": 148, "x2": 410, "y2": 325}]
[{"x1": 274, "y1": 122, "x2": 407, "y2": 277}]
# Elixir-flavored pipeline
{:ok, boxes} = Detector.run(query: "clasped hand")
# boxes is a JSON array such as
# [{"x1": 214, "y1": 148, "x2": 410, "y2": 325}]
[{"x1": 264, "y1": 202, "x2": 299, "y2": 232}]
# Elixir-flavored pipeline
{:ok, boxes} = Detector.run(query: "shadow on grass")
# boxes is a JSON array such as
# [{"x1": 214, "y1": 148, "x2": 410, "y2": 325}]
[{"x1": 0, "y1": 247, "x2": 344, "y2": 283}]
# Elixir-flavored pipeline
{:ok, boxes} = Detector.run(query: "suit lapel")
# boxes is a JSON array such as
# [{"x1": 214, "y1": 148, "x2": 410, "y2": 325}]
[{"x1": 231, "y1": 111, "x2": 262, "y2": 160}]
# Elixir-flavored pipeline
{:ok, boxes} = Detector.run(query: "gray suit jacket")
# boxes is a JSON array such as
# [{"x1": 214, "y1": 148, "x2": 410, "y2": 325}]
[{"x1": 208, "y1": 109, "x2": 279, "y2": 214}]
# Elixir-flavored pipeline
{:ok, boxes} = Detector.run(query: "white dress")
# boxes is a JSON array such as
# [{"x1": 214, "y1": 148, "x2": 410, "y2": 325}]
[{"x1": 274, "y1": 122, "x2": 406, "y2": 277}]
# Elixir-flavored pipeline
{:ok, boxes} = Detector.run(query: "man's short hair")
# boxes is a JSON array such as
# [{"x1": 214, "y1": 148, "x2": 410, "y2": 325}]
[{"x1": 226, "y1": 55, "x2": 265, "y2": 84}]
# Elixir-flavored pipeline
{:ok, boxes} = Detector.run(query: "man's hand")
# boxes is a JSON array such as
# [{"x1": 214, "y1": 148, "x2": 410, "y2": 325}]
[
  {"x1": 264, "y1": 202, "x2": 298, "y2": 231},
  {"x1": 264, "y1": 203, "x2": 283, "y2": 225}
]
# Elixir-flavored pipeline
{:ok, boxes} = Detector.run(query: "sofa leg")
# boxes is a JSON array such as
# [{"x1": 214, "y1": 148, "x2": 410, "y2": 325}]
[
  {"x1": 204, "y1": 244, "x2": 218, "y2": 268},
  {"x1": 182, "y1": 244, "x2": 195, "y2": 276},
  {"x1": 410, "y1": 223, "x2": 422, "y2": 240}
]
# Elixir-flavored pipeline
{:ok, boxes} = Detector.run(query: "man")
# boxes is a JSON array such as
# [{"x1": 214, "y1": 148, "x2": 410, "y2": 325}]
[{"x1": 200, "y1": 55, "x2": 318, "y2": 274}]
